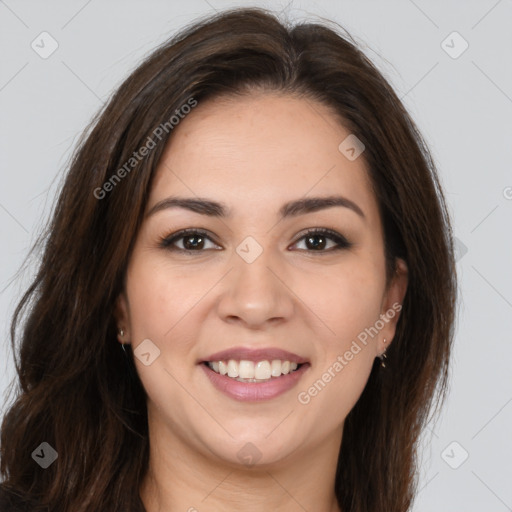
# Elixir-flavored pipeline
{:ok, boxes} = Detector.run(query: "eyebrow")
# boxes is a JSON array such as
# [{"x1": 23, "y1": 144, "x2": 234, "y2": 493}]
[{"x1": 146, "y1": 195, "x2": 365, "y2": 220}]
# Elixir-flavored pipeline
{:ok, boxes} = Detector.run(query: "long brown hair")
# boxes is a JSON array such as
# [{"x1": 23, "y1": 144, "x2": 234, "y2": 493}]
[{"x1": 1, "y1": 8, "x2": 457, "y2": 511}]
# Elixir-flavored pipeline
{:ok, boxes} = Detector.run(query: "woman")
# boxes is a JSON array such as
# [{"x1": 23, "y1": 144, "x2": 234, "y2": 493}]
[{"x1": 0, "y1": 7, "x2": 457, "y2": 512}]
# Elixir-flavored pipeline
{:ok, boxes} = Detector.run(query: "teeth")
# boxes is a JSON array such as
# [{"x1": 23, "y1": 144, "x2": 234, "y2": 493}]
[
  {"x1": 254, "y1": 361, "x2": 271, "y2": 380},
  {"x1": 239, "y1": 360, "x2": 255, "y2": 379},
  {"x1": 271, "y1": 359, "x2": 281, "y2": 377},
  {"x1": 227, "y1": 360, "x2": 239, "y2": 378},
  {"x1": 207, "y1": 359, "x2": 301, "y2": 381}
]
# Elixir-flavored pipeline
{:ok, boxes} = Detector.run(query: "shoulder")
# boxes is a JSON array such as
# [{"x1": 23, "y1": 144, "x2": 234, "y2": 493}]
[{"x1": 0, "y1": 483, "x2": 32, "y2": 512}]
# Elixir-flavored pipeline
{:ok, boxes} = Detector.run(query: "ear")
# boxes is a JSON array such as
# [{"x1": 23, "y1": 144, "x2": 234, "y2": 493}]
[
  {"x1": 377, "y1": 257, "x2": 408, "y2": 354},
  {"x1": 113, "y1": 291, "x2": 131, "y2": 344}
]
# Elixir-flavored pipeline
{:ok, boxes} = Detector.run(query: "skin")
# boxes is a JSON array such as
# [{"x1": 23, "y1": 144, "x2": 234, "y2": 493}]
[{"x1": 115, "y1": 92, "x2": 408, "y2": 512}]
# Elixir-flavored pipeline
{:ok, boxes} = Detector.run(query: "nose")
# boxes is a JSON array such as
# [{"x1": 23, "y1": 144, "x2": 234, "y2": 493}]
[{"x1": 216, "y1": 246, "x2": 295, "y2": 329}]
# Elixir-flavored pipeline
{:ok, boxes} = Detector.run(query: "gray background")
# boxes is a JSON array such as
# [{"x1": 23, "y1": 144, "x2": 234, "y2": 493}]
[{"x1": 1, "y1": 0, "x2": 511, "y2": 510}]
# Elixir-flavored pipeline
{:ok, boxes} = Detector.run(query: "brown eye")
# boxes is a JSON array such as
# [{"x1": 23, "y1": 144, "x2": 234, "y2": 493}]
[
  {"x1": 181, "y1": 233, "x2": 205, "y2": 250},
  {"x1": 291, "y1": 229, "x2": 352, "y2": 252},
  {"x1": 159, "y1": 229, "x2": 220, "y2": 252}
]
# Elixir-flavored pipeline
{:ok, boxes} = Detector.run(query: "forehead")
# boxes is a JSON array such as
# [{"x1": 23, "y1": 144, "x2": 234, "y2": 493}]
[{"x1": 149, "y1": 93, "x2": 379, "y2": 224}]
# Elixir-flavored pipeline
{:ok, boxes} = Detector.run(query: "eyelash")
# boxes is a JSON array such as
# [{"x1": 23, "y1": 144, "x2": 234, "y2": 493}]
[{"x1": 158, "y1": 227, "x2": 352, "y2": 254}]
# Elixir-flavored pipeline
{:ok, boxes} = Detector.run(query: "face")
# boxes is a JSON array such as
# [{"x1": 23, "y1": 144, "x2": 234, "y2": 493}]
[{"x1": 115, "y1": 92, "x2": 407, "y2": 468}]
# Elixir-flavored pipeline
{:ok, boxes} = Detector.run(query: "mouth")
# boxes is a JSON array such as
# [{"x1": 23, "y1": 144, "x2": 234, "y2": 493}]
[
  {"x1": 202, "y1": 359, "x2": 306, "y2": 383},
  {"x1": 199, "y1": 347, "x2": 310, "y2": 402}
]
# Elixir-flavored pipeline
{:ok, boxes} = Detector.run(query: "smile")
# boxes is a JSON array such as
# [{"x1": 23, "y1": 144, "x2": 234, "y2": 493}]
[
  {"x1": 206, "y1": 359, "x2": 300, "y2": 382},
  {"x1": 201, "y1": 360, "x2": 310, "y2": 402}
]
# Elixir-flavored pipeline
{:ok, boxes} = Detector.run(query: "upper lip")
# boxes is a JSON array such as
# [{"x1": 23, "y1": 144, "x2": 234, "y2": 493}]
[{"x1": 201, "y1": 347, "x2": 308, "y2": 364}]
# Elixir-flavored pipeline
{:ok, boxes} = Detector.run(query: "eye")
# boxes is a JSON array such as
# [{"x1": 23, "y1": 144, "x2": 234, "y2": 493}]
[
  {"x1": 291, "y1": 228, "x2": 352, "y2": 252},
  {"x1": 159, "y1": 229, "x2": 220, "y2": 253}
]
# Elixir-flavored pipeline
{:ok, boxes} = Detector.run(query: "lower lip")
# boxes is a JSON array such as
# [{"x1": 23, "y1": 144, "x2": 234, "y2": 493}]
[{"x1": 200, "y1": 363, "x2": 310, "y2": 402}]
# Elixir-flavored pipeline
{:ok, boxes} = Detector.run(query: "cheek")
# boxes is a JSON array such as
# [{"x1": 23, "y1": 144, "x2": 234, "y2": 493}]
[
  {"x1": 294, "y1": 258, "x2": 385, "y2": 350},
  {"x1": 293, "y1": 257, "x2": 383, "y2": 415},
  {"x1": 126, "y1": 256, "x2": 209, "y2": 342},
  {"x1": 126, "y1": 260, "x2": 209, "y2": 419},
  {"x1": 296, "y1": 273, "x2": 380, "y2": 430}
]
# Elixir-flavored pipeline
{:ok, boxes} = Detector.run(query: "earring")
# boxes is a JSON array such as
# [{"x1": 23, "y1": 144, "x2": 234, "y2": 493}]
[
  {"x1": 118, "y1": 328, "x2": 130, "y2": 357},
  {"x1": 380, "y1": 338, "x2": 387, "y2": 368}
]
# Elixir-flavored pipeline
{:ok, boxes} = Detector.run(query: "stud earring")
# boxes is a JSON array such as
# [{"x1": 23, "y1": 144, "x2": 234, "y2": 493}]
[{"x1": 118, "y1": 328, "x2": 125, "y2": 337}]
